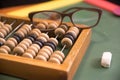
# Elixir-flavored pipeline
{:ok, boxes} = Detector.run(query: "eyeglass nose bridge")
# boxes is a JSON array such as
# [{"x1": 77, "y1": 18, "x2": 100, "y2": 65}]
[{"x1": 61, "y1": 13, "x2": 75, "y2": 26}]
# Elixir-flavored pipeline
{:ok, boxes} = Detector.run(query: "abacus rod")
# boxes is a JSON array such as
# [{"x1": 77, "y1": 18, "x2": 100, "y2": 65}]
[
  {"x1": 29, "y1": 24, "x2": 33, "y2": 27},
  {"x1": 10, "y1": 20, "x2": 16, "y2": 26},
  {"x1": 0, "y1": 20, "x2": 7, "y2": 27},
  {"x1": 46, "y1": 32, "x2": 49, "y2": 35},
  {"x1": 61, "y1": 45, "x2": 66, "y2": 52},
  {"x1": 2, "y1": 20, "x2": 7, "y2": 24},
  {"x1": 5, "y1": 21, "x2": 25, "y2": 40},
  {"x1": 55, "y1": 34, "x2": 59, "y2": 39}
]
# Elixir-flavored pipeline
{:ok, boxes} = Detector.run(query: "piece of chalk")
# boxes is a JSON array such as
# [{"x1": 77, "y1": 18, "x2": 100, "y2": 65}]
[{"x1": 101, "y1": 52, "x2": 112, "y2": 68}]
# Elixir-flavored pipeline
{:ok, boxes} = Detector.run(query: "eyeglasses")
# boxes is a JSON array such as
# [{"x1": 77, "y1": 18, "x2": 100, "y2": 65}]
[{"x1": 28, "y1": 7, "x2": 102, "y2": 29}]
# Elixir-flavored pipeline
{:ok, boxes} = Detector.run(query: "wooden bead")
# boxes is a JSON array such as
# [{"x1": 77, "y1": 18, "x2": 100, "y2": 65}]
[
  {"x1": 27, "y1": 36, "x2": 35, "y2": 42},
  {"x1": 51, "y1": 22, "x2": 58, "y2": 26},
  {"x1": 48, "y1": 38, "x2": 58, "y2": 46},
  {"x1": 0, "y1": 32, "x2": 5, "y2": 38},
  {"x1": 39, "y1": 33, "x2": 49, "y2": 41},
  {"x1": 43, "y1": 46, "x2": 53, "y2": 53},
  {"x1": 4, "y1": 24, "x2": 12, "y2": 31},
  {"x1": 22, "y1": 52, "x2": 33, "y2": 59},
  {"x1": 22, "y1": 27, "x2": 29, "y2": 34},
  {"x1": 39, "y1": 48, "x2": 52, "y2": 56},
  {"x1": 22, "y1": 24, "x2": 31, "y2": 33},
  {"x1": 54, "y1": 28, "x2": 65, "y2": 38},
  {"x1": 20, "y1": 41, "x2": 30, "y2": 48},
  {"x1": 3, "y1": 26, "x2": 10, "y2": 34},
  {"x1": 14, "y1": 32, "x2": 24, "y2": 41},
  {"x1": 29, "y1": 28, "x2": 41, "y2": 37},
  {"x1": 61, "y1": 37, "x2": 73, "y2": 48},
  {"x1": 13, "y1": 46, "x2": 24, "y2": 55},
  {"x1": 23, "y1": 38, "x2": 32, "y2": 45},
  {"x1": 66, "y1": 30, "x2": 77, "y2": 39},
  {"x1": 0, "y1": 42, "x2": 4, "y2": 46},
  {"x1": 31, "y1": 28, "x2": 41, "y2": 35},
  {"x1": 44, "y1": 42, "x2": 56, "y2": 51},
  {"x1": 29, "y1": 30, "x2": 39, "y2": 37},
  {"x1": 50, "y1": 53, "x2": 63, "y2": 62},
  {"x1": 47, "y1": 23, "x2": 57, "y2": 29},
  {"x1": 1, "y1": 45, "x2": 11, "y2": 53},
  {"x1": 18, "y1": 43, "x2": 28, "y2": 50},
  {"x1": 12, "y1": 36, "x2": 20, "y2": 44},
  {"x1": 15, "y1": 31, "x2": 25, "y2": 38},
  {"x1": 35, "y1": 55, "x2": 47, "y2": 61},
  {"x1": 37, "y1": 36, "x2": 47, "y2": 42},
  {"x1": 0, "y1": 48, "x2": 8, "y2": 54},
  {"x1": 29, "y1": 45, "x2": 39, "y2": 53},
  {"x1": 64, "y1": 33, "x2": 75, "y2": 43},
  {"x1": 0, "y1": 38, "x2": 6, "y2": 43},
  {"x1": 0, "y1": 29, "x2": 7, "y2": 36},
  {"x1": 8, "y1": 37, "x2": 18, "y2": 46},
  {"x1": 5, "y1": 40, "x2": 16, "y2": 50},
  {"x1": 49, "y1": 57, "x2": 61, "y2": 64},
  {"x1": 17, "y1": 42, "x2": 28, "y2": 50},
  {"x1": 36, "y1": 38, "x2": 45, "y2": 45},
  {"x1": 28, "y1": 34, "x2": 37, "y2": 40},
  {"x1": 38, "y1": 51, "x2": 49, "y2": 59},
  {"x1": 69, "y1": 27, "x2": 79, "y2": 35},
  {"x1": 20, "y1": 26, "x2": 31, "y2": 33},
  {"x1": 53, "y1": 50, "x2": 65, "y2": 59},
  {"x1": 59, "y1": 24, "x2": 69, "y2": 31},
  {"x1": 25, "y1": 49, "x2": 36, "y2": 57},
  {"x1": 0, "y1": 22, "x2": 4, "y2": 28},
  {"x1": 36, "y1": 23, "x2": 46, "y2": 29},
  {"x1": 34, "y1": 41, "x2": 43, "y2": 48},
  {"x1": 31, "y1": 44, "x2": 40, "y2": 50},
  {"x1": 19, "y1": 28, "x2": 27, "y2": 36}
]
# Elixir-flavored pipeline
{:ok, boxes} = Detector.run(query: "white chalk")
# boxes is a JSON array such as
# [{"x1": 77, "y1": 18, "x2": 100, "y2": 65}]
[{"x1": 101, "y1": 52, "x2": 112, "y2": 68}]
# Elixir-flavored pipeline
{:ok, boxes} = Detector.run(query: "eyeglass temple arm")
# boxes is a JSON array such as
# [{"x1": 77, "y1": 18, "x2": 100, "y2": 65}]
[{"x1": 62, "y1": 7, "x2": 80, "y2": 13}]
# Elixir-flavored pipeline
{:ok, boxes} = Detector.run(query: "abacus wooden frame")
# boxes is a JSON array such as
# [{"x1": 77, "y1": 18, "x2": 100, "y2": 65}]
[{"x1": 0, "y1": 14, "x2": 92, "y2": 80}]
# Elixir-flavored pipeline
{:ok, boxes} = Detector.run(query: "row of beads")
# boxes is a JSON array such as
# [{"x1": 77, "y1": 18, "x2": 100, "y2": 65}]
[
  {"x1": 13, "y1": 28, "x2": 41, "y2": 55},
  {"x1": 35, "y1": 21, "x2": 58, "y2": 30},
  {"x1": 22, "y1": 24, "x2": 79, "y2": 64},
  {"x1": 0, "y1": 21, "x2": 13, "y2": 38},
  {"x1": 22, "y1": 32, "x2": 49, "y2": 58},
  {"x1": 0, "y1": 24, "x2": 32, "y2": 54},
  {"x1": 0, "y1": 21, "x2": 80, "y2": 64},
  {"x1": 14, "y1": 24, "x2": 68, "y2": 63},
  {"x1": 49, "y1": 26, "x2": 80, "y2": 64},
  {"x1": 0, "y1": 21, "x2": 13, "y2": 46},
  {"x1": 0, "y1": 20, "x2": 59, "y2": 54},
  {"x1": 34, "y1": 24, "x2": 69, "y2": 63}
]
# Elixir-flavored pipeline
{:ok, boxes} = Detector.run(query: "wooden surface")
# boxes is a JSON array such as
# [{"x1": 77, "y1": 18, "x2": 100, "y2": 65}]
[
  {"x1": 0, "y1": 0, "x2": 82, "y2": 17},
  {"x1": 0, "y1": 5, "x2": 32, "y2": 14}
]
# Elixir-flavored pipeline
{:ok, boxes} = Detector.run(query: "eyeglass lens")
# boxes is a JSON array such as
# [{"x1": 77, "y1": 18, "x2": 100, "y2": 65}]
[
  {"x1": 32, "y1": 10, "x2": 99, "y2": 28},
  {"x1": 72, "y1": 10, "x2": 99, "y2": 28},
  {"x1": 32, "y1": 12, "x2": 62, "y2": 25}
]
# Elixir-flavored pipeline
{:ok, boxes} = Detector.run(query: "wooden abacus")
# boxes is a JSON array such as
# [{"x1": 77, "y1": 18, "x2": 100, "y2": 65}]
[{"x1": 0, "y1": 14, "x2": 91, "y2": 80}]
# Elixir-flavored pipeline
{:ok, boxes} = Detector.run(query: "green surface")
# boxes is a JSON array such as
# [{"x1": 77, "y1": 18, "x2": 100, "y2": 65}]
[{"x1": 0, "y1": 2, "x2": 120, "y2": 80}]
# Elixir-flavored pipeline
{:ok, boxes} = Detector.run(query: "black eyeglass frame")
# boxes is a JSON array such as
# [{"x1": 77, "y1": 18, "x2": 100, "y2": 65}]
[{"x1": 28, "y1": 7, "x2": 102, "y2": 29}]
